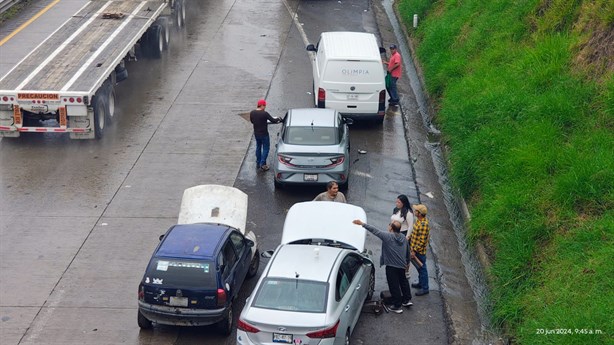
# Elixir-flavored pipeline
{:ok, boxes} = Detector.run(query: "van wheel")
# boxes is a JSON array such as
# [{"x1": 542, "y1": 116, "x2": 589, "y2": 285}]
[
  {"x1": 137, "y1": 310, "x2": 152, "y2": 329},
  {"x1": 92, "y1": 93, "x2": 107, "y2": 139},
  {"x1": 174, "y1": 0, "x2": 185, "y2": 29}
]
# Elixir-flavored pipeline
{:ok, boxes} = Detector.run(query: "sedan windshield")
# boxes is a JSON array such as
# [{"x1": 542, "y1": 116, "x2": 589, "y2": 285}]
[
  {"x1": 252, "y1": 278, "x2": 328, "y2": 313},
  {"x1": 284, "y1": 127, "x2": 337, "y2": 145}
]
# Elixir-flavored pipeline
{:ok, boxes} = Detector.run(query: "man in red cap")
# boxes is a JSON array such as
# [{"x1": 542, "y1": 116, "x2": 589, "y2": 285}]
[{"x1": 249, "y1": 99, "x2": 281, "y2": 171}]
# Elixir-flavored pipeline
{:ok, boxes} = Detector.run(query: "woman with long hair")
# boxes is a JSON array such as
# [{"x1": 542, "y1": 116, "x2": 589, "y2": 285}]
[{"x1": 391, "y1": 194, "x2": 413, "y2": 236}]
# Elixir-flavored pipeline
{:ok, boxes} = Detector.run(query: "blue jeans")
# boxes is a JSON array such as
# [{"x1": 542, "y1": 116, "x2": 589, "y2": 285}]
[
  {"x1": 255, "y1": 135, "x2": 270, "y2": 167},
  {"x1": 388, "y1": 76, "x2": 399, "y2": 104},
  {"x1": 416, "y1": 253, "x2": 428, "y2": 290}
]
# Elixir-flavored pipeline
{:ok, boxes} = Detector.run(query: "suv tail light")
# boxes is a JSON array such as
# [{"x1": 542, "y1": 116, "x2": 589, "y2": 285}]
[
  {"x1": 306, "y1": 319, "x2": 339, "y2": 339},
  {"x1": 317, "y1": 88, "x2": 325, "y2": 108},
  {"x1": 216, "y1": 288, "x2": 227, "y2": 307},
  {"x1": 237, "y1": 318, "x2": 260, "y2": 333}
]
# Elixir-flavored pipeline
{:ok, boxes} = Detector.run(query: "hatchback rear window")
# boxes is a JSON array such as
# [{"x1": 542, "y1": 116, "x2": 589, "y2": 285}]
[
  {"x1": 252, "y1": 278, "x2": 328, "y2": 313},
  {"x1": 284, "y1": 127, "x2": 337, "y2": 145},
  {"x1": 145, "y1": 259, "x2": 217, "y2": 288}
]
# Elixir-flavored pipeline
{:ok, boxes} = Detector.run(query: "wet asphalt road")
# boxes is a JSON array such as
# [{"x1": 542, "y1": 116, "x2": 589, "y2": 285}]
[{"x1": 0, "y1": 0, "x2": 487, "y2": 344}]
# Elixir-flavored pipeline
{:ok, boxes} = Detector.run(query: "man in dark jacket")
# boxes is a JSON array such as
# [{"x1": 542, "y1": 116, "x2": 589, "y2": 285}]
[
  {"x1": 250, "y1": 99, "x2": 281, "y2": 171},
  {"x1": 352, "y1": 219, "x2": 412, "y2": 313}
]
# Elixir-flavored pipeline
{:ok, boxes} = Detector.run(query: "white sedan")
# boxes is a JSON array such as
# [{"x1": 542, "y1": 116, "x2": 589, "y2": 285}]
[{"x1": 236, "y1": 202, "x2": 374, "y2": 345}]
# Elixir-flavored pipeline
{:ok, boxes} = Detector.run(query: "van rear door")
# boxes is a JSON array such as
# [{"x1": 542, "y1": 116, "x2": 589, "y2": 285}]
[{"x1": 321, "y1": 60, "x2": 385, "y2": 114}]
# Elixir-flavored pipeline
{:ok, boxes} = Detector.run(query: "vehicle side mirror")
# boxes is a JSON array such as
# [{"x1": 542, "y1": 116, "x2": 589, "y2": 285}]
[
  {"x1": 261, "y1": 250, "x2": 275, "y2": 258},
  {"x1": 379, "y1": 47, "x2": 386, "y2": 54},
  {"x1": 159, "y1": 234, "x2": 165, "y2": 241},
  {"x1": 306, "y1": 44, "x2": 316, "y2": 52},
  {"x1": 245, "y1": 239, "x2": 255, "y2": 247}
]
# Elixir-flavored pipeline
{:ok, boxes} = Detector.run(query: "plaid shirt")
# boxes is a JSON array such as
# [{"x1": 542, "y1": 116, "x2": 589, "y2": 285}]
[{"x1": 409, "y1": 217, "x2": 430, "y2": 255}]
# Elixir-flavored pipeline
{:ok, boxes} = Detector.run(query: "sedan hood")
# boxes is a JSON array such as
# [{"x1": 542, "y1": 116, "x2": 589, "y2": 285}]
[
  {"x1": 177, "y1": 185, "x2": 248, "y2": 235},
  {"x1": 281, "y1": 202, "x2": 367, "y2": 251}
]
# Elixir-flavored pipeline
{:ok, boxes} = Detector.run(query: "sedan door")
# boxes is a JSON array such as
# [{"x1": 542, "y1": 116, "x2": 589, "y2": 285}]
[{"x1": 333, "y1": 253, "x2": 365, "y2": 342}]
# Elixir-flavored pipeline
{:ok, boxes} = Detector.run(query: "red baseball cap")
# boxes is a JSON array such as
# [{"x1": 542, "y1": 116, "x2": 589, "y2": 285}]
[{"x1": 257, "y1": 99, "x2": 267, "y2": 107}]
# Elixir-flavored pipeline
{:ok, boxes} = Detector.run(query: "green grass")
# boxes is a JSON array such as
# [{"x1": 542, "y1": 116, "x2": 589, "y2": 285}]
[{"x1": 398, "y1": 0, "x2": 614, "y2": 343}]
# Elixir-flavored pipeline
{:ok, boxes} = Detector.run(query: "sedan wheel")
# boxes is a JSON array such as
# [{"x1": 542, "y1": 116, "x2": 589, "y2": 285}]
[
  {"x1": 345, "y1": 329, "x2": 351, "y2": 345},
  {"x1": 366, "y1": 268, "x2": 375, "y2": 301}
]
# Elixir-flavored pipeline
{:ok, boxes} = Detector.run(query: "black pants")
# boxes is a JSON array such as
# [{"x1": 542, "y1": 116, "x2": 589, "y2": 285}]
[{"x1": 385, "y1": 265, "x2": 412, "y2": 308}]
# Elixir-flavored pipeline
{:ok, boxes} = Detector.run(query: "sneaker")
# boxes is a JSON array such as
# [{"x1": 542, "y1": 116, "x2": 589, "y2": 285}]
[
  {"x1": 402, "y1": 300, "x2": 413, "y2": 307},
  {"x1": 415, "y1": 289, "x2": 429, "y2": 296},
  {"x1": 386, "y1": 305, "x2": 403, "y2": 314},
  {"x1": 411, "y1": 283, "x2": 421, "y2": 289},
  {"x1": 260, "y1": 165, "x2": 269, "y2": 171}
]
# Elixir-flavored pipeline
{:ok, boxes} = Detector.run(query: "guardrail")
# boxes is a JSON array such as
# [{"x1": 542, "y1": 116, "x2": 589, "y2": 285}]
[{"x1": 1, "y1": 0, "x2": 22, "y2": 15}]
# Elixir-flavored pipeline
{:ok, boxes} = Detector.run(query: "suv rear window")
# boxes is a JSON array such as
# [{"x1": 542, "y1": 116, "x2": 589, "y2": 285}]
[
  {"x1": 252, "y1": 278, "x2": 328, "y2": 313},
  {"x1": 145, "y1": 259, "x2": 217, "y2": 288},
  {"x1": 284, "y1": 127, "x2": 337, "y2": 145}
]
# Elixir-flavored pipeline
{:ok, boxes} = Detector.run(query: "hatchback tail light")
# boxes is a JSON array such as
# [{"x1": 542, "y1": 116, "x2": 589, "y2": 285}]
[
  {"x1": 306, "y1": 319, "x2": 339, "y2": 339},
  {"x1": 138, "y1": 285, "x2": 145, "y2": 301},
  {"x1": 317, "y1": 88, "x2": 325, "y2": 108},
  {"x1": 216, "y1": 288, "x2": 227, "y2": 307},
  {"x1": 237, "y1": 318, "x2": 260, "y2": 333}
]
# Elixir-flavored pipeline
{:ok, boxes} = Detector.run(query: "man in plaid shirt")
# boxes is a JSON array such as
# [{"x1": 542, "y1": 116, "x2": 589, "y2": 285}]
[{"x1": 409, "y1": 204, "x2": 431, "y2": 295}]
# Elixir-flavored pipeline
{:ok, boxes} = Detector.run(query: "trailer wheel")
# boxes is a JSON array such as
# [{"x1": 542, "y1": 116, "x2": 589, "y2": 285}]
[
  {"x1": 156, "y1": 17, "x2": 170, "y2": 49},
  {"x1": 92, "y1": 95, "x2": 107, "y2": 139},
  {"x1": 174, "y1": 0, "x2": 185, "y2": 29},
  {"x1": 105, "y1": 84, "x2": 116, "y2": 123},
  {"x1": 149, "y1": 24, "x2": 164, "y2": 58}
]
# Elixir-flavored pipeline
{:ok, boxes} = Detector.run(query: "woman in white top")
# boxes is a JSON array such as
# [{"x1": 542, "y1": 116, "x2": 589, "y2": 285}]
[{"x1": 391, "y1": 194, "x2": 413, "y2": 236}]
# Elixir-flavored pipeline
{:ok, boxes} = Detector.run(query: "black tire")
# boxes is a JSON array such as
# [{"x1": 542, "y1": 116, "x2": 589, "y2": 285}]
[
  {"x1": 215, "y1": 302, "x2": 233, "y2": 336},
  {"x1": 156, "y1": 17, "x2": 170, "y2": 49},
  {"x1": 104, "y1": 83, "x2": 116, "y2": 123},
  {"x1": 273, "y1": 178, "x2": 283, "y2": 189},
  {"x1": 339, "y1": 177, "x2": 349, "y2": 191},
  {"x1": 366, "y1": 268, "x2": 375, "y2": 301},
  {"x1": 247, "y1": 250, "x2": 260, "y2": 278},
  {"x1": 345, "y1": 329, "x2": 351, "y2": 345},
  {"x1": 144, "y1": 24, "x2": 164, "y2": 59},
  {"x1": 137, "y1": 309, "x2": 152, "y2": 329},
  {"x1": 92, "y1": 94, "x2": 107, "y2": 139},
  {"x1": 174, "y1": 0, "x2": 185, "y2": 29}
]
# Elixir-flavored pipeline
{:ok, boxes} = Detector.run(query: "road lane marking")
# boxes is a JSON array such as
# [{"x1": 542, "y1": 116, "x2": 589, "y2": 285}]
[
  {"x1": 280, "y1": 0, "x2": 309, "y2": 47},
  {"x1": 0, "y1": 0, "x2": 63, "y2": 46}
]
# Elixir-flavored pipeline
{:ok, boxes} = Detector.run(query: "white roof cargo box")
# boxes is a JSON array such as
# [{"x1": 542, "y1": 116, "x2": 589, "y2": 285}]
[
  {"x1": 177, "y1": 185, "x2": 248, "y2": 234},
  {"x1": 281, "y1": 201, "x2": 367, "y2": 251}
]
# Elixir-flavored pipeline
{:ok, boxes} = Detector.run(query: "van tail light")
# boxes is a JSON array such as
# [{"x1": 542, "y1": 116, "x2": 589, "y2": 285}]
[
  {"x1": 216, "y1": 288, "x2": 227, "y2": 307},
  {"x1": 138, "y1": 285, "x2": 145, "y2": 301},
  {"x1": 317, "y1": 88, "x2": 326, "y2": 108},
  {"x1": 306, "y1": 319, "x2": 339, "y2": 339},
  {"x1": 378, "y1": 90, "x2": 386, "y2": 115},
  {"x1": 237, "y1": 318, "x2": 260, "y2": 333}
]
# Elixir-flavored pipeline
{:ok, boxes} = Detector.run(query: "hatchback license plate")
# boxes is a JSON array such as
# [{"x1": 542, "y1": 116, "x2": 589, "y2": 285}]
[
  {"x1": 347, "y1": 94, "x2": 358, "y2": 100},
  {"x1": 304, "y1": 174, "x2": 318, "y2": 181},
  {"x1": 169, "y1": 296, "x2": 188, "y2": 307},
  {"x1": 273, "y1": 333, "x2": 292, "y2": 344}
]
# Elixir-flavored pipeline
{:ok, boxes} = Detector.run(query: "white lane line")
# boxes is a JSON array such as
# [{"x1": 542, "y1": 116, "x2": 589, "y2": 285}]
[
  {"x1": 62, "y1": 1, "x2": 148, "y2": 91},
  {"x1": 280, "y1": 0, "x2": 310, "y2": 47},
  {"x1": 16, "y1": 1, "x2": 113, "y2": 90}
]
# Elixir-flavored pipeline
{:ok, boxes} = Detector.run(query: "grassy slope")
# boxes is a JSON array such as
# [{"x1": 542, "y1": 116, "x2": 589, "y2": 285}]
[{"x1": 397, "y1": 0, "x2": 613, "y2": 343}]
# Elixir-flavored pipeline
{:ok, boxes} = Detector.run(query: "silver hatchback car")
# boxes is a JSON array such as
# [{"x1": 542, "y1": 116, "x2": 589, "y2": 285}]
[{"x1": 273, "y1": 108, "x2": 351, "y2": 189}]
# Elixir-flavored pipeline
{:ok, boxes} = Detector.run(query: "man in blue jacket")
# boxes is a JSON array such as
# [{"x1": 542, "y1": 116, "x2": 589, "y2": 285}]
[{"x1": 352, "y1": 219, "x2": 412, "y2": 313}]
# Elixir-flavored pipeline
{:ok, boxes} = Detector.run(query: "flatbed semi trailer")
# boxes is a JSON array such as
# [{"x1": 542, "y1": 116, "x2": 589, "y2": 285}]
[{"x1": 0, "y1": 0, "x2": 185, "y2": 139}]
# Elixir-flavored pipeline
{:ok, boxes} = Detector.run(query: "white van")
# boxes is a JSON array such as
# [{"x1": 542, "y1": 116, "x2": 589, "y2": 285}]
[{"x1": 307, "y1": 32, "x2": 387, "y2": 122}]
